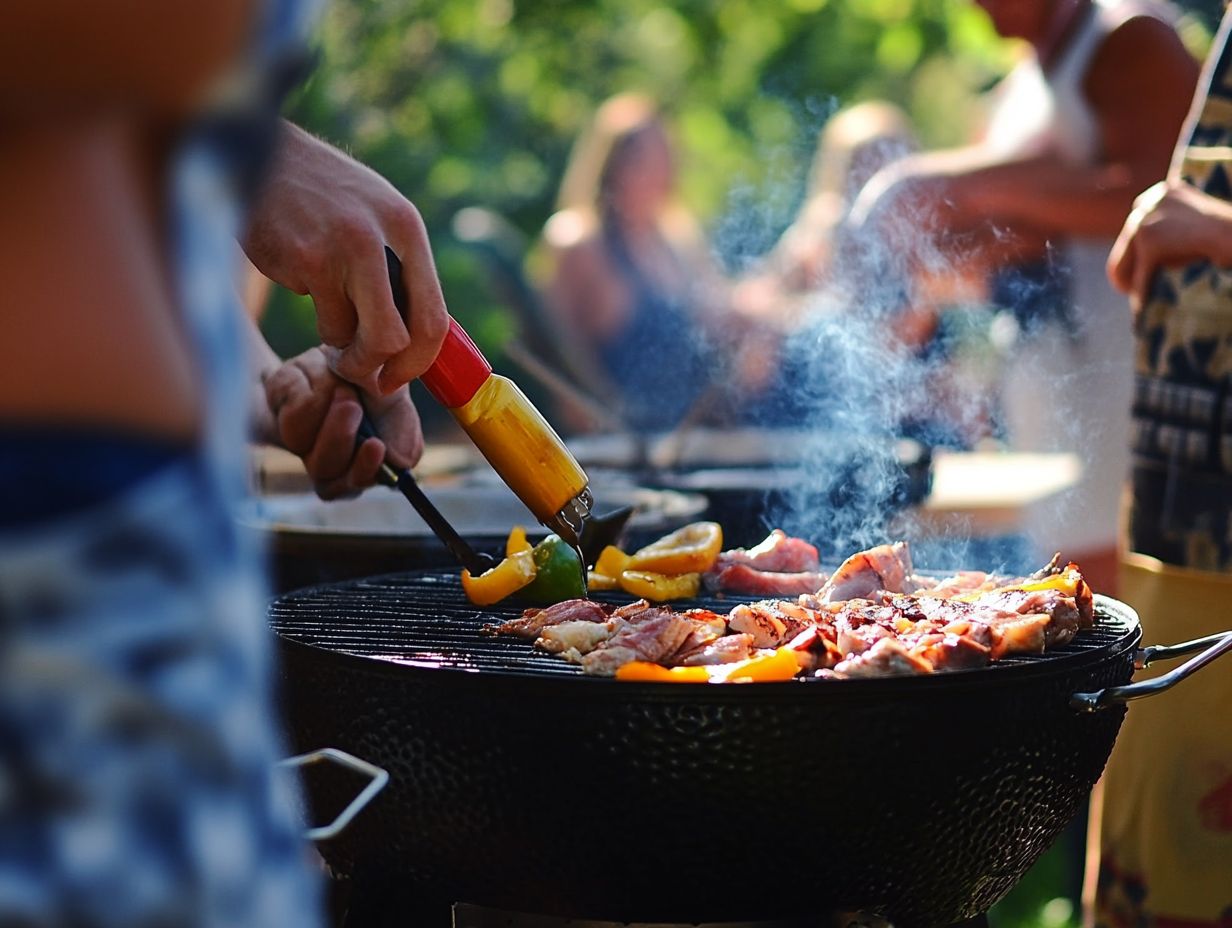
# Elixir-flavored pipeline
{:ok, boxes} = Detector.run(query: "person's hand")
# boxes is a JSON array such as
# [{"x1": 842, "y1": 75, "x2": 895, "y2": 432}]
[
  {"x1": 1107, "y1": 180, "x2": 1232, "y2": 308},
  {"x1": 242, "y1": 122, "x2": 448, "y2": 395},
  {"x1": 261, "y1": 346, "x2": 423, "y2": 500}
]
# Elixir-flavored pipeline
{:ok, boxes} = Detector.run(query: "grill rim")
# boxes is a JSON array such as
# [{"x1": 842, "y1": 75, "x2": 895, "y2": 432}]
[{"x1": 269, "y1": 569, "x2": 1142, "y2": 697}]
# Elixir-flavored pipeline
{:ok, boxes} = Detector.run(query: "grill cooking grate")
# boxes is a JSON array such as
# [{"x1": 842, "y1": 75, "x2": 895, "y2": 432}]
[{"x1": 269, "y1": 569, "x2": 1136, "y2": 679}]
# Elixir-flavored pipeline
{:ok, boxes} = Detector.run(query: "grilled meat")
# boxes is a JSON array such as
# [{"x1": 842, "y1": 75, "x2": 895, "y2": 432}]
[
  {"x1": 580, "y1": 609, "x2": 697, "y2": 676},
  {"x1": 487, "y1": 599, "x2": 611, "y2": 638},
  {"x1": 819, "y1": 542, "x2": 920, "y2": 602},
  {"x1": 679, "y1": 633, "x2": 756, "y2": 666},
  {"x1": 713, "y1": 529, "x2": 822, "y2": 573},
  {"x1": 706, "y1": 564, "x2": 828, "y2": 596},
  {"x1": 728, "y1": 600, "x2": 817, "y2": 648},
  {"x1": 490, "y1": 542, "x2": 1096, "y2": 681}
]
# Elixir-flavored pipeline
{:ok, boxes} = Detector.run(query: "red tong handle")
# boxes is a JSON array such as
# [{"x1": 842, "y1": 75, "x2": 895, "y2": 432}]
[{"x1": 385, "y1": 247, "x2": 491, "y2": 408}]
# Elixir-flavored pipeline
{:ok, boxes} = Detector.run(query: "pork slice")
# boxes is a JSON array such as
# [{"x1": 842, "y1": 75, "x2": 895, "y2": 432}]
[
  {"x1": 679, "y1": 633, "x2": 756, "y2": 666},
  {"x1": 713, "y1": 530, "x2": 822, "y2": 573},
  {"x1": 819, "y1": 542, "x2": 920, "y2": 602},
  {"x1": 486, "y1": 599, "x2": 611, "y2": 638},
  {"x1": 580, "y1": 612, "x2": 697, "y2": 676},
  {"x1": 706, "y1": 564, "x2": 828, "y2": 596},
  {"x1": 666, "y1": 610, "x2": 728, "y2": 663}
]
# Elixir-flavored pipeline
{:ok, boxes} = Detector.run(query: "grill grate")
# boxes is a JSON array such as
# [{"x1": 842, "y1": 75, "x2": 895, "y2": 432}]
[{"x1": 269, "y1": 569, "x2": 1136, "y2": 680}]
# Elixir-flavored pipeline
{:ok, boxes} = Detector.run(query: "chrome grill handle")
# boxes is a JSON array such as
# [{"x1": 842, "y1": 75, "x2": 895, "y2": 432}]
[{"x1": 1070, "y1": 630, "x2": 1232, "y2": 713}]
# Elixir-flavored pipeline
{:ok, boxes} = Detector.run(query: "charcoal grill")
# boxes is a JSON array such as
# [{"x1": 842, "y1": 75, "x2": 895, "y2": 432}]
[{"x1": 271, "y1": 570, "x2": 1229, "y2": 928}]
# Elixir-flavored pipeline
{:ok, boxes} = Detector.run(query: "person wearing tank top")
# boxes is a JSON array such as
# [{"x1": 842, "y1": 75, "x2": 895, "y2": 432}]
[{"x1": 848, "y1": 0, "x2": 1198, "y2": 593}]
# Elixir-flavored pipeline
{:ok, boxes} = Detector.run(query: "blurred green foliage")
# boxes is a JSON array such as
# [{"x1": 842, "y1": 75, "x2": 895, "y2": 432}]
[
  {"x1": 262, "y1": 0, "x2": 1216, "y2": 436},
  {"x1": 258, "y1": 4, "x2": 1221, "y2": 917}
]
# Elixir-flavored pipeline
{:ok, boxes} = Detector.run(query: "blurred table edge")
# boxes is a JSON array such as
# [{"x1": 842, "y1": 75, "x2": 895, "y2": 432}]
[{"x1": 250, "y1": 443, "x2": 477, "y2": 495}]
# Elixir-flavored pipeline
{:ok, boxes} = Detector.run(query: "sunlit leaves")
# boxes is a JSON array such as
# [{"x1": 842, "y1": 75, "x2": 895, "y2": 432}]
[{"x1": 267, "y1": 0, "x2": 1026, "y2": 371}]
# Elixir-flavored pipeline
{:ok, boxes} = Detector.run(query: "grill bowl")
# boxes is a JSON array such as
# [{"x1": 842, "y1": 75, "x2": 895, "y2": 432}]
[{"x1": 272, "y1": 572, "x2": 1137, "y2": 928}]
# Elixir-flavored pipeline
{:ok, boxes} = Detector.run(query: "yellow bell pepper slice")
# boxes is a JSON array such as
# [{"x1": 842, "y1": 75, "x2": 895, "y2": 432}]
[
  {"x1": 594, "y1": 545, "x2": 631, "y2": 578},
  {"x1": 615, "y1": 662, "x2": 711, "y2": 683},
  {"x1": 587, "y1": 570, "x2": 621, "y2": 591},
  {"x1": 956, "y1": 565, "x2": 1082, "y2": 602},
  {"x1": 461, "y1": 548, "x2": 537, "y2": 606},
  {"x1": 618, "y1": 570, "x2": 701, "y2": 602},
  {"x1": 615, "y1": 646, "x2": 802, "y2": 683},
  {"x1": 626, "y1": 522, "x2": 723, "y2": 575},
  {"x1": 712, "y1": 646, "x2": 802, "y2": 683},
  {"x1": 505, "y1": 525, "x2": 533, "y2": 557}
]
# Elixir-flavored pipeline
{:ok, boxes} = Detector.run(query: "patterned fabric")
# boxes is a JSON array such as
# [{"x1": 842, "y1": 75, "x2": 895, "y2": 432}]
[
  {"x1": 1092, "y1": 12, "x2": 1232, "y2": 928},
  {"x1": 1129, "y1": 9, "x2": 1232, "y2": 569},
  {"x1": 0, "y1": 0, "x2": 324, "y2": 925}
]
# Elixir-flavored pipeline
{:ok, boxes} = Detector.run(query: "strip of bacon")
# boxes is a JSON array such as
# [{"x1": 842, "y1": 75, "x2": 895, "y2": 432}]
[
  {"x1": 485, "y1": 599, "x2": 610, "y2": 638},
  {"x1": 707, "y1": 564, "x2": 827, "y2": 596}
]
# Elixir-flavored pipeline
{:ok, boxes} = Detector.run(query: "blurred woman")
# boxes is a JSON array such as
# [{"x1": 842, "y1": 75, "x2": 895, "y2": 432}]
[
  {"x1": 769, "y1": 100, "x2": 919, "y2": 295},
  {"x1": 541, "y1": 93, "x2": 771, "y2": 431}
]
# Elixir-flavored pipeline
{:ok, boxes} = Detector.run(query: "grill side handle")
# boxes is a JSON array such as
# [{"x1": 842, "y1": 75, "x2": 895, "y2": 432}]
[
  {"x1": 278, "y1": 747, "x2": 390, "y2": 841},
  {"x1": 1070, "y1": 630, "x2": 1232, "y2": 712}
]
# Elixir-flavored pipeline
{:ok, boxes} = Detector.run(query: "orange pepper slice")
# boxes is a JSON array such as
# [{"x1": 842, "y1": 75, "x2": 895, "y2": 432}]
[
  {"x1": 615, "y1": 662, "x2": 711, "y2": 683},
  {"x1": 594, "y1": 545, "x2": 631, "y2": 578},
  {"x1": 712, "y1": 647, "x2": 802, "y2": 683}
]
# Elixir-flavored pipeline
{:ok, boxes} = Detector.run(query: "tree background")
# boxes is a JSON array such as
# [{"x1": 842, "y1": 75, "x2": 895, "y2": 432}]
[{"x1": 262, "y1": 0, "x2": 1220, "y2": 434}]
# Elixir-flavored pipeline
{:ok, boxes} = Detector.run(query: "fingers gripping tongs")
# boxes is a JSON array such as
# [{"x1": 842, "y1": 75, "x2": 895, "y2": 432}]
[{"x1": 357, "y1": 247, "x2": 632, "y2": 572}]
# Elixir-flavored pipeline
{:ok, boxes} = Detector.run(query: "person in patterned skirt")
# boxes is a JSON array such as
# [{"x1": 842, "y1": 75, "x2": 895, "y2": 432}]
[{"x1": 1091, "y1": 9, "x2": 1232, "y2": 926}]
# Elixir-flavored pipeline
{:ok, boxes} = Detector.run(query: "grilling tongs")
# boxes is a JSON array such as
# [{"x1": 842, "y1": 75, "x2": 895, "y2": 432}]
[{"x1": 356, "y1": 248, "x2": 632, "y2": 575}]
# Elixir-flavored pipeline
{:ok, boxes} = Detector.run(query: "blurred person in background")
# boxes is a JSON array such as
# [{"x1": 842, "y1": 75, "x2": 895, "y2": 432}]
[
  {"x1": 1088, "y1": 8, "x2": 1232, "y2": 922},
  {"x1": 539, "y1": 92, "x2": 778, "y2": 432},
  {"x1": 761, "y1": 100, "x2": 919, "y2": 296},
  {"x1": 0, "y1": 3, "x2": 447, "y2": 925},
  {"x1": 848, "y1": 0, "x2": 1198, "y2": 591}
]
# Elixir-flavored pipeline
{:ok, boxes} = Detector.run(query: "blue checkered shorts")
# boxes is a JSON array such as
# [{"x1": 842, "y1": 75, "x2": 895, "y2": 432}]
[{"x1": 0, "y1": 459, "x2": 323, "y2": 926}]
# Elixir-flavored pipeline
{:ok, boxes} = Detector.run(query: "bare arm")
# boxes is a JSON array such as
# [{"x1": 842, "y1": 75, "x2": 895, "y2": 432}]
[
  {"x1": 242, "y1": 122, "x2": 449, "y2": 395},
  {"x1": 952, "y1": 16, "x2": 1197, "y2": 238},
  {"x1": 0, "y1": 1, "x2": 255, "y2": 115}
]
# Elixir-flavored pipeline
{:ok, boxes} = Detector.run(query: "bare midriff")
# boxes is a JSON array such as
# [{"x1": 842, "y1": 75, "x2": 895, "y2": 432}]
[{"x1": 0, "y1": 113, "x2": 202, "y2": 441}]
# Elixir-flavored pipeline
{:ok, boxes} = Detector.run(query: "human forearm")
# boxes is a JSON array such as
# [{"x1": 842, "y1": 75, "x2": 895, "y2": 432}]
[{"x1": 955, "y1": 155, "x2": 1156, "y2": 240}]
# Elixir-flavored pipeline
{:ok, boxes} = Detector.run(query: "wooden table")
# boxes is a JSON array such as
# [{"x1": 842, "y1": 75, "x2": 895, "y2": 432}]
[{"x1": 900, "y1": 449, "x2": 1082, "y2": 538}]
